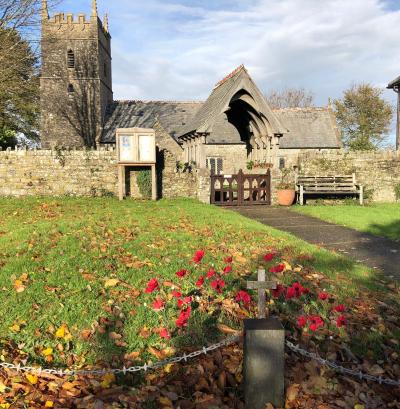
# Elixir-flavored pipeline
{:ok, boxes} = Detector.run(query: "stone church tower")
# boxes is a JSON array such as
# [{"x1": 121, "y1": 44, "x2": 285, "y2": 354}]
[{"x1": 40, "y1": 0, "x2": 113, "y2": 148}]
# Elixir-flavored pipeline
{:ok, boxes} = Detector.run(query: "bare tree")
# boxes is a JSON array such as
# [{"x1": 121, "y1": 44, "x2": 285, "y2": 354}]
[{"x1": 264, "y1": 87, "x2": 315, "y2": 109}]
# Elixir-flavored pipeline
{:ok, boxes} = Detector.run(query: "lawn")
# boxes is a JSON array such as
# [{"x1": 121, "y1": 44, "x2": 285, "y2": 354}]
[
  {"x1": 0, "y1": 198, "x2": 399, "y2": 407},
  {"x1": 293, "y1": 203, "x2": 400, "y2": 241}
]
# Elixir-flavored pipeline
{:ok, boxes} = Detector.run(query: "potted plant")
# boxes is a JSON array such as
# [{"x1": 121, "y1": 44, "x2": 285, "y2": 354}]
[{"x1": 276, "y1": 168, "x2": 296, "y2": 206}]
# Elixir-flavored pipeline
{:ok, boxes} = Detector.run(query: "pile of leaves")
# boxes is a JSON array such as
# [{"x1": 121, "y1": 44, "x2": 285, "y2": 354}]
[{"x1": 1, "y1": 248, "x2": 399, "y2": 408}]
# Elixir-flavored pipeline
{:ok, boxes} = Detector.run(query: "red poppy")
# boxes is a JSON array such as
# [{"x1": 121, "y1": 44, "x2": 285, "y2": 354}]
[
  {"x1": 192, "y1": 250, "x2": 205, "y2": 264},
  {"x1": 272, "y1": 284, "x2": 286, "y2": 298},
  {"x1": 176, "y1": 269, "x2": 188, "y2": 278},
  {"x1": 318, "y1": 292, "x2": 329, "y2": 301},
  {"x1": 336, "y1": 315, "x2": 346, "y2": 328},
  {"x1": 177, "y1": 296, "x2": 192, "y2": 309},
  {"x1": 286, "y1": 282, "x2": 307, "y2": 299},
  {"x1": 333, "y1": 304, "x2": 346, "y2": 313},
  {"x1": 206, "y1": 268, "x2": 216, "y2": 279},
  {"x1": 176, "y1": 307, "x2": 191, "y2": 327},
  {"x1": 235, "y1": 290, "x2": 251, "y2": 305},
  {"x1": 211, "y1": 279, "x2": 225, "y2": 294},
  {"x1": 263, "y1": 253, "x2": 275, "y2": 262},
  {"x1": 171, "y1": 290, "x2": 182, "y2": 298},
  {"x1": 196, "y1": 275, "x2": 205, "y2": 287},
  {"x1": 145, "y1": 278, "x2": 159, "y2": 294},
  {"x1": 297, "y1": 315, "x2": 307, "y2": 328},
  {"x1": 152, "y1": 298, "x2": 165, "y2": 311},
  {"x1": 223, "y1": 265, "x2": 232, "y2": 275},
  {"x1": 224, "y1": 256, "x2": 233, "y2": 263},
  {"x1": 159, "y1": 328, "x2": 171, "y2": 339},
  {"x1": 309, "y1": 315, "x2": 324, "y2": 331},
  {"x1": 286, "y1": 287, "x2": 296, "y2": 299},
  {"x1": 269, "y1": 263, "x2": 285, "y2": 273}
]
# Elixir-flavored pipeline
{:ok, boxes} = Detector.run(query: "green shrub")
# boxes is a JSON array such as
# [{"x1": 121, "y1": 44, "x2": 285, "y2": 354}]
[
  {"x1": 137, "y1": 169, "x2": 152, "y2": 199},
  {"x1": 394, "y1": 183, "x2": 400, "y2": 201}
]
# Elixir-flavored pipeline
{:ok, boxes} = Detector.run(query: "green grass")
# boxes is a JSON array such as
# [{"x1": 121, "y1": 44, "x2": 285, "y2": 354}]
[
  {"x1": 293, "y1": 203, "x2": 400, "y2": 241},
  {"x1": 0, "y1": 198, "x2": 398, "y2": 367}
]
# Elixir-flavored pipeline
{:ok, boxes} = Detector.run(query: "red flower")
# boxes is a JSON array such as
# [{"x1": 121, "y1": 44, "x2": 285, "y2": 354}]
[
  {"x1": 152, "y1": 298, "x2": 165, "y2": 311},
  {"x1": 223, "y1": 265, "x2": 232, "y2": 275},
  {"x1": 336, "y1": 315, "x2": 346, "y2": 328},
  {"x1": 286, "y1": 282, "x2": 308, "y2": 299},
  {"x1": 206, "y1": 268, "x2": 216, "y2": 279},
  {"x1": 272, "y1": 284, "x2": 286, "y2": 298},
  {"x1": 192, "y1": 250, "x2": 205, "y2": 264},
  {"x1": 318, "y1": 292, "x2": 329, "y2": 301},
  {"x1": 171, "y1": 290, "x2": 182, "y2": 298},
  {"x1": 159, "y1": 328, "x2": 171, "y2": 339},
  {"x1": 177, "y1": 296, "x2": 192, "y2": 309},
  {"x1": 286, "y1": 286, "x2": 296, "y2": 299},
  {"x1": 309, "y1": 315, "x2": 324, "y2": 331},
  {"x1": 176, "y1": 269, "x2": 188, "y2": 278},
  {"x1": 211, "y1": 279, "x2": 225, "y2": 294},
  {"x1": 196, "y1": 275, "x2": 205, "y2": 287},
  {"x1": 236, "y1": 290, "x2": 251, "y2": 305},
  {"x1": 263, "y1": 253, "x2": 275, "y2": 262},
  {"x1": 269, "y1": 263, "x2": 285, "y2": 273},
  {"x1": 224, "y1": 256, "x2": 233, "y2": 263},
  {"x1": 145, "y1": 278, "x2": 159, "y2": 294},
  {"x1": 297, "y1": 315, "x2": 307, "y2": 328},
  {"x1": 333, "y1": 304, "x2": 346, "y2": 313},
  {"x1": 176, "y1": 307, "x2": 191, "y2": 327}
]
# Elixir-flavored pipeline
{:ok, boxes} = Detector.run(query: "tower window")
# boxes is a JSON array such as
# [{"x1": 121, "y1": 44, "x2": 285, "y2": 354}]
[
  {"x1": 67, "y1": 50, "x2": 75, "y2": 68},
  {"x1": 67, "y1": 84, "x2": 74, "y2": 94}
]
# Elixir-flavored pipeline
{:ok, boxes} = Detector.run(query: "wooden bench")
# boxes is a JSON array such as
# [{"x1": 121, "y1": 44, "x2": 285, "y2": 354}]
[{"x1": 295, "y1": 174, "x2": 364, "y2": 205}]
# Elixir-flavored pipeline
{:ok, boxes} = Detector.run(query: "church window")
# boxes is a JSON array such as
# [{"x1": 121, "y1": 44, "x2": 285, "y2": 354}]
[
  {"x1": 67, "y1": 50, "x2": 75, "y2": 68},
  {"x1": 67, "y1": 83, "x2": 74, "y2": 94},
  {"x1": 206, "y1": 157, "x2": 223, "y2": 175},
  {"x1": 279, "y1": 157, "x2": 285, "y2": 169}
]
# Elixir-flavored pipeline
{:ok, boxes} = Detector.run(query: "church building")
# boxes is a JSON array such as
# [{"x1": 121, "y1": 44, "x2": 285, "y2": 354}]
[{"x1": 40, "y1": 1, "x2": 341, "y2": 177}]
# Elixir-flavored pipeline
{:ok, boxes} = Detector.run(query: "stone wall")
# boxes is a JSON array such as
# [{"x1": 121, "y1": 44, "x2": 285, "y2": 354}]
[
  {"x1": 296, "y1": 150, "x2": 400, "y2": 202},
  {"x1": 0, "y1": 148, "x2": 210, "y2": 203}
]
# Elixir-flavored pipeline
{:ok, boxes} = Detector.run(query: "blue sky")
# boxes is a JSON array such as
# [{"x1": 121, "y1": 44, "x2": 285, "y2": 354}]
[{"x1": 56, "y1": 0, "x2": 400, "y2": 144}]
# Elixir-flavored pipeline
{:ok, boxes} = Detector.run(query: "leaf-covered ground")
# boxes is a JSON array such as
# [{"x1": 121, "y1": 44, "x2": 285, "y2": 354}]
[
  {"x1": 0, "y1": 198, "x2": 399, "y2": 408},
  {"x1": 294, "y1": 203, "x2": 400, "y2": 241}
]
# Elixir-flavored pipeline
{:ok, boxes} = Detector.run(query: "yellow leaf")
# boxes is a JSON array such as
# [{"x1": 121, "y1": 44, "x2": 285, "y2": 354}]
[
  {"x1": 45, "y1": 401, "x2": 54, "y2": 408},
  {"x1": 104, "y1": 278, "x2": 120, "y2": 288},
  {"x1": 217, "y1": 323, "x2": 240, "y2": 335},
  {"x1": 10, "y1": 324, "x2": 20, "y2": 332},
  {"x1": 283, "y1": 261, "x2": 292, "y2": 271},
  {"x1": 354, "y1": 405, "x2": 365, "y2": 409},
  {"x1": 100, "y1": 373, "x2": 115, "y2": 389},
  {"x1": 26, "y1": 373, "x2": 38, "y2": 385},
  {"x1": 0, "y1": 404, "x2": 11, "y2": 409},
  {"x1": 42, "y1": 348, "x2": 53, "y2": 357},
  {"x1": 55, "y1": 326, "x2": 65, "y2": 338},
  {"x1": 293, "y1": 267, "x2": 302, "y2": 273},
  {"x1": 158, "y1": 396, "x2": 173, "y2": 407},
  {"x1": 0, "y1": 381, "x2": 6, "y2": 393},
  {"x1": 164, "y1": 363, "x2": 174, "y2": 373}
]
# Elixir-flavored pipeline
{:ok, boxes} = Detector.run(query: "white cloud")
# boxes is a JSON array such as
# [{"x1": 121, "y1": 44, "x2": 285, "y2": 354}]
[{"x1": 109, "y1": 0, "x2": 400, "y2": 116}]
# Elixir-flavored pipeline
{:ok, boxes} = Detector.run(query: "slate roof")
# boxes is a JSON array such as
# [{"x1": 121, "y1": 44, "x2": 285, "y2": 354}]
[
  {"x1": 179, "y1": 65, "x2": 287, "y2": 138},
  {"x1": 274, "y1": 108, "x2": 341, "y2": 149},
  {"x1": 101, "y1": 100, "x2": 202, "y2": 144},
  {"x1": 388, "y1": 76, "x2": 400, "y2": 89}
]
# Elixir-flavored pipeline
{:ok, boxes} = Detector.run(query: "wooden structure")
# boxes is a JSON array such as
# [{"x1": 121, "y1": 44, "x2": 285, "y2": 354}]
[
  {"x1": 116, "y1": 128, "x2": 157, "y2": 201},
  {"x1": 211, "y1": 169, "x2": 271, "y2": 206},
  {"x1": 296, "y1": 174, "x2": 363, "y2": 205}
]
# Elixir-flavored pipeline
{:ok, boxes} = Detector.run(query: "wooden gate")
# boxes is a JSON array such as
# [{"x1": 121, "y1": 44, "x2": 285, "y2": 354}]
[{"x1": 211, "y1": 169, "x2": 271, "y2": 206}]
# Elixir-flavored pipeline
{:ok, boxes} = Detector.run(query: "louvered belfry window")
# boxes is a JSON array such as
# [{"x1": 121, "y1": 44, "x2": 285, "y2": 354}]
[
  {"x1": 206, "y1": 157, "x2": 223, "y2": 175},
  {"x1": 67, "y1": 50, "x2": 75, "y2": 68}
]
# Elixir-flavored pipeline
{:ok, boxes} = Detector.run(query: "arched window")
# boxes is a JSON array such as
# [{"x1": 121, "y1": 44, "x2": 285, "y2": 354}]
[
  {"x1": 67, "y1": 84, "x2": 74, "y2": 94},
  {"x1": 67, "y1": 49, "x2": 75, "y2": 68}
]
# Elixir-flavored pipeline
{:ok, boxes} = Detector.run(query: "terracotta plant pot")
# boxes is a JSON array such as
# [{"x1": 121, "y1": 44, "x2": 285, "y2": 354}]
[{"x1": 277, "y1": 189, "x2": 296, "y2": 206}]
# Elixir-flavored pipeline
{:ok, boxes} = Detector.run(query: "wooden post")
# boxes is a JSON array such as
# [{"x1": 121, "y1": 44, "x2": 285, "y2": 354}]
[
  {"x1": 118, "y1": 165, "x2": 125, "y2": 201},
  {"x1": 360, "y1": 185, "x2": 364, "y2": 206},
  {"x1": 300, "y1": 184, "x2": 304, "y2": 206},
  {"x1": 151, "y1": 164, "x2": 157, "y2": 201}
]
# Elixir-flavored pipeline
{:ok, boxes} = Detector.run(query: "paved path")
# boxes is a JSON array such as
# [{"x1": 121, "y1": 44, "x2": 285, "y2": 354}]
[{"x1": 231, "y1": 206, "x2": 400, "y2": 280}]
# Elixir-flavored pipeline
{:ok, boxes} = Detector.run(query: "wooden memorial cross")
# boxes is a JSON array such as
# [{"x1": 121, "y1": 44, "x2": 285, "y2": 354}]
[
  {"x1": 244, "y1": 268, "x2": 284, "y2": 409},
  {"x1": 246, "y1": 268, "x2": 277, "y2": 318}
]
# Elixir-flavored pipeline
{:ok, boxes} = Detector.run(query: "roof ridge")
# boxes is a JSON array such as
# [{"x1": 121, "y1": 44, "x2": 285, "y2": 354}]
[
  {"x1": 113, "y1": 99, "x2": 204, "y2": 104},
  {"x1": 272, "y1": 106, "x2": 329, "y2": 112},
  {"x1": 213, "y1": 64, "x2": 246, "y2": 90}
]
